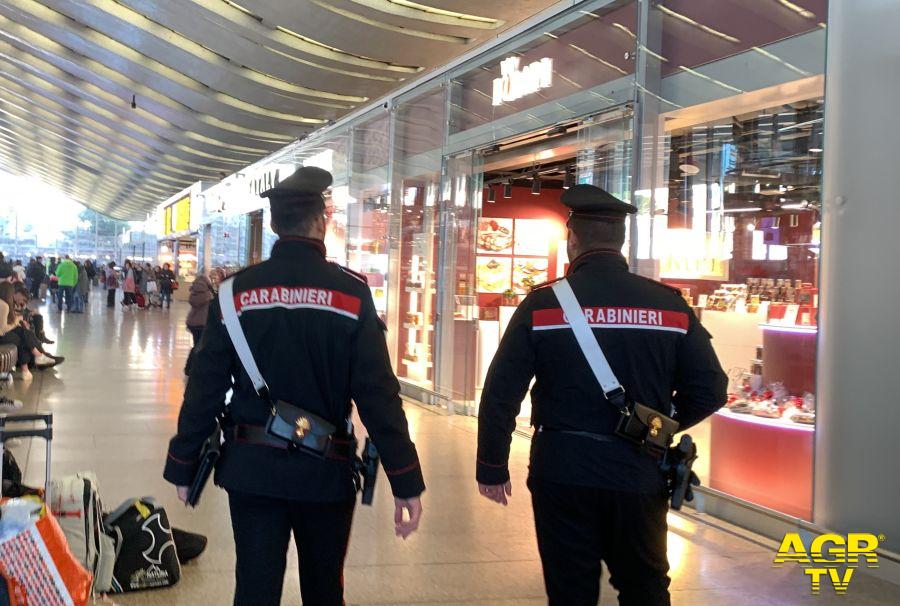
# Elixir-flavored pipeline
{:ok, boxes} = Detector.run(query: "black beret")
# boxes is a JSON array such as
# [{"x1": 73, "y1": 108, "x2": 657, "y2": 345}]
[
  {"x1": 561, "y1": 184, "x2": 637, "y2": 222},
  {"x1": 260, "y1": 166, "x2": 333, "y2": 199}
]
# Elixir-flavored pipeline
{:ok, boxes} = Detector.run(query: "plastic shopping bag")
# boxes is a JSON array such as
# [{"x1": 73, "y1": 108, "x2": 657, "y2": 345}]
[{"x1": 0, "y1": 501, "x2": 92, "y2": 606}]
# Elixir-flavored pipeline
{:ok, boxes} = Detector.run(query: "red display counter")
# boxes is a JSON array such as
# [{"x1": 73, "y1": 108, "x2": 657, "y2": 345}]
[
  {"x1": 709, "y1": 410, "x2": 813, "y2": 519},
  {"x1": 709, "y1": 323, "x2": 817, "y2": 520}
]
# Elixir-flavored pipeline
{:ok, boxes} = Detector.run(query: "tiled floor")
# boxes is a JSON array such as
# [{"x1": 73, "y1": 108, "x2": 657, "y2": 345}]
[{"x1": 7, "y1": 289, "x2": 900, "y2": 605}]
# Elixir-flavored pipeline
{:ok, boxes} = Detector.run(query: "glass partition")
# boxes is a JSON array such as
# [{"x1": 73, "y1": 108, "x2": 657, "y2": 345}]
[
  {"x1": 348, "y1": 114, "x2": 392, "y2": 324},
  {"x1": 434, "y1": 151, "x2": 481, "y2": 413},
  {"x1": 390, "y1": 87, "x2": 447, "y2": 395}
]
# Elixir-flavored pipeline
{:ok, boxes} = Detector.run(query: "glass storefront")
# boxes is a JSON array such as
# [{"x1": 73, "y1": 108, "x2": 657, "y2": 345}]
[
  {"x1": 631, "y1": 0, "x2": 828, "y2": 521},
  {"x1": 192, "y1": 0, "x2": 829, "y2": 522}
]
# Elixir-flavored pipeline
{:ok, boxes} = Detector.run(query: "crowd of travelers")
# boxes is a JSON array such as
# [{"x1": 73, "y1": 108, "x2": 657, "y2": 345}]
[
  {"x1": 102, "y1": 260, "x2": 177, "y2": 310},
  {"x1": 0, "y1": 250, "x2": 225, "y2": 407}
]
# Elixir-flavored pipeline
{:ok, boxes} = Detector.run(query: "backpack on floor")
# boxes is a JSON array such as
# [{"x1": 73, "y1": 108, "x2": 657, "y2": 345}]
[
  {"x1": 48, "y1": 472, "x2": 117, "y2": 594},
  {"x1": 1, "y1": 450, "x2": 40, "y2": 499},
  {"x1": 105, "y1": 498, "x2": 181, "y2": 593}
]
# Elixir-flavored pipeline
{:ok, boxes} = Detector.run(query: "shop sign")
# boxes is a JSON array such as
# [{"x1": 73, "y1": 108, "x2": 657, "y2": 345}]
[
  {"x1": 162, "y1": 195, "x2": 191, "y2": 236},
  {"x1": 492, "y1": 57, "x2": 553, "y2": 106},
  {"x1": 774, "y1": 532, "x2": 882, "y2": 595},
  {"x1": 249, "y1": 167, "x2": 283, "y2": 198}
]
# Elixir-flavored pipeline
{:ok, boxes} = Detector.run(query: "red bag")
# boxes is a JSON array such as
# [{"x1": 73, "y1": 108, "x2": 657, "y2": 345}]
[{"x1": 0, "y1": 504, "x2": 92, "y2": 606}]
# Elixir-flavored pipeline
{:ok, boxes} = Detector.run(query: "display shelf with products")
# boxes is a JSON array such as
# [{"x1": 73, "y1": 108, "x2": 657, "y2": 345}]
[
  {"x1": 397, "y1": 216, "x2": 437, "y2": 385},
  {"x1": 347, "y1": 241, "x2": 388, "y2": 317}
]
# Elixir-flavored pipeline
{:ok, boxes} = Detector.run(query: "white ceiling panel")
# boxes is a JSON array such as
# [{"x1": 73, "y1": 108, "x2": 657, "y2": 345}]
[{"x1": 0, "y1": 0, "x2": 558, "y2": 219}]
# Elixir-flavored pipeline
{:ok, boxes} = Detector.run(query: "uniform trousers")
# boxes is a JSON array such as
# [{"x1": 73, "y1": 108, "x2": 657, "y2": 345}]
[
  {"x1": 228, "y1": 490, "x2": 355, "y2": 606},
  {"x1": 528, "y1": 477, "x2": 671, "y2": 606}
]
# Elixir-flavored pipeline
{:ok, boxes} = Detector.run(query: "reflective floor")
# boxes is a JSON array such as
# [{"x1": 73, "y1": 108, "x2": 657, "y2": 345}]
[{"x1": 7, "y1": 289, "x2": 900, "y2": 605}]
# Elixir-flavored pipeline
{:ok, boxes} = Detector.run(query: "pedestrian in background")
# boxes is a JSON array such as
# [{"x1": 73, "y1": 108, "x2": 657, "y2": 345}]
[
  {"x1": 12, "y1": 260, "x2": 25, "y2": 284},
  {"x1": 121, "y1": 260, "x2": 137, "y2": 309},
  {"x1": 157, "y1": 263, "x2": 176, "y2": 309},
  {"x1": 48, "y1": 257, "x2": 59, "y2": 304},
  {"x1": 73, "y1": 262, "x2": 89, "y2": 313},
  {"x1": 26, "y1": 256, "x2": 45, "y2": 299},
  {"x1": 105, "y1": 262, "x2": 119, "y2": 308},
  {"x1": 85, "y1": 259, "x2": 98, "y2": 287},
  {"x1": 55, "y1": 255, "x2": 78, "y2": 312},
  {"x1": 184, "y1": 271, "x2": 214, "y2": 375}
]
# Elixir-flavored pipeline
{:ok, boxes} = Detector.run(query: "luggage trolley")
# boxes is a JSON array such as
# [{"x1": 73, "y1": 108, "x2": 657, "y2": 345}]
[{"x1": 0, "y1": 412, "x2": 53, "y2": 502}]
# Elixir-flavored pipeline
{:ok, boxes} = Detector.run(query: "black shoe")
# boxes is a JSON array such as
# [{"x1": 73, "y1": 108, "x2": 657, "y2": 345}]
[
  {"x1": 39, "y1": 335, "x2": 55, "y2": 345},
  {"x1": 49, "y1": 355, "x2": 65, "y2": 364}
]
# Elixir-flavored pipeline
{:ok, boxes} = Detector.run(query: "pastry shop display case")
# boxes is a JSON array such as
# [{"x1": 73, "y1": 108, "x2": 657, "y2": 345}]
[{"x1": 701, "y1": 289, "x2": 818, "y2": 520}]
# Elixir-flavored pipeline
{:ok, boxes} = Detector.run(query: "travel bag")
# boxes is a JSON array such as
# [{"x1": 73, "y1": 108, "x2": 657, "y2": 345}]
[
  {"x1": 48, "y1": 473, "x2": 116, "y2": 593},
  {"x1": 105, "y1": 498, "x2": 181, "y2": 593},
  {"x1": 0, "y1": 412, "x2": 93, "y2": 606}
]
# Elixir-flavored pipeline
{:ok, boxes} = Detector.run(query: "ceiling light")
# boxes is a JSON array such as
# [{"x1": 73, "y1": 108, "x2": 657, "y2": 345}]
[
  {"x1": 532, "y1": 175, "x2": 542, "y2": 195},
  {"x1": 679, "y1": 163, "x2": 700, "y2": 175},
  {"x1": 563, "y1": 170, "x2": 575, "y2": 189},
  {"x1": 503, "y1": 181, "x2": 513, "y2": 199},
  {"x1": 746, "y1": 221, "x2": 756, "y2": 231},
  {"x1": 487, "y1": 186, "x2": 496, "y2": 203},
  {"x1": 809, "y1": 147, "x2": 823, "y2": 153}
]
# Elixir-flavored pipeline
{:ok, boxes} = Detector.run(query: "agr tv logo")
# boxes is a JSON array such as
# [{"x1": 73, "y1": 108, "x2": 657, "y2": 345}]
[{"x1": 774, "y1": 532, "x2": 882, "y2": 595}]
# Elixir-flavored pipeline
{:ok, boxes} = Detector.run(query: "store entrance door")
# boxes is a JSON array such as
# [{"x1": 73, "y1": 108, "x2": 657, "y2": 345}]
[{"x1": 440, "y1": 108, "x2": 633, "y2": 420}]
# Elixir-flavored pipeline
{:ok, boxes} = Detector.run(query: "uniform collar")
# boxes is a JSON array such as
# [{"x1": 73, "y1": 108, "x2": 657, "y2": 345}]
[
  {"x1": 271, "y1": 236, "x2": 326, "y2": 259},
  {"x1": 568, "y1": 248, "x2": 629, "y2": 274}
]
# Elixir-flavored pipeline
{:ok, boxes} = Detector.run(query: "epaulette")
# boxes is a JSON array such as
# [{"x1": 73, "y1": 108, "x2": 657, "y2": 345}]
[
  {"x1": 530, "y1": 276, "x2": 565, "y2": 291},
  {"x1": 334, "y1": 263, "x2": 368, "y2": 285},
  {"x1": 635, "y1": 274, "x2": 682, "y2": 297}
]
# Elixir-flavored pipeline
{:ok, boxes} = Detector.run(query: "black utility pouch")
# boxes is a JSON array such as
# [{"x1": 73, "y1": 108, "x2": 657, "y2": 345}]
[
  {"x1": 266, "y1": 400, "x2": 337, "y2": 457},
  {"x1": 615, "y1": 401, "x2": 680, "y2": 456}
]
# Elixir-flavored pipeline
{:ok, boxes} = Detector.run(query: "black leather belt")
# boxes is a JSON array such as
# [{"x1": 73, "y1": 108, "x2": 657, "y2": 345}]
[
  {"x1": 537, "y1": 426, "x2": 615, "y2": 443},
  {"x1": 228, "y1": 425, "x2": 353, "y2": 460}
]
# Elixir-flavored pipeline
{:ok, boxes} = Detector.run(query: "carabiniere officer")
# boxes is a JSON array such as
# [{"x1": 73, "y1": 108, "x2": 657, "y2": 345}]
[
  {"x1": 164, "y1": 167, "x2": 425, "y2": 606},
  {"x1": 476, "y1": 184, "x2": 727, "y2": 606}
]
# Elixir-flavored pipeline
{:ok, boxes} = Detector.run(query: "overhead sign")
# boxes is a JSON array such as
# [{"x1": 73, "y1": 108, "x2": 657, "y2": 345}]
[
  {"x1": 249, "y1": 167, "x2": 283, "y2": 198},
  {"x1": 162, "y1": 195, "x2": 191, "y2": 236},
  {"x1": 492, "y1": 57, "x2": 553, "y2": 106}
]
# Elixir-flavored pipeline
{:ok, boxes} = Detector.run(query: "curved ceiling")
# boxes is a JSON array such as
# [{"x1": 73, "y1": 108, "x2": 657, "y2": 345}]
[{"x1": 0, "y1": 0, "x2": 556, "y2": 219}]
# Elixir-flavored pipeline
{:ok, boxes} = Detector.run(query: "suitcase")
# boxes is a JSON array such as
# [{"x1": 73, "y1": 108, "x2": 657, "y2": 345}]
[
  {"x1": 0, "y1": 412, "x2": 53, "y2": 500},
  {"x1": 0, "y1": 344, "x2": 16, "y2": 382},
  {"x1": 135, "y1": 293, "x2": 147, "y2": 309}
]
